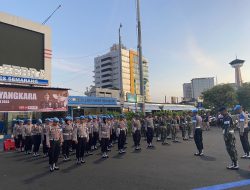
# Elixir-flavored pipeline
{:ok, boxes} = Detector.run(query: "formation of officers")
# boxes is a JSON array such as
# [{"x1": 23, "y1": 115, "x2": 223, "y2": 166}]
[{"x1": 11, "y1": 104, "x2": 249, "y2": 172}]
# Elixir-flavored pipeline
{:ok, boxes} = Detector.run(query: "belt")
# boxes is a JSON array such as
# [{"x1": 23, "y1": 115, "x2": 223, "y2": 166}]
[
  {"x1": 50, "y1": 139, "x2": 59, "y2": 141},
  {"x1": 195, "y1": 127, "x2": 201, "y2": 129},
  {"x1": 63, "y1": 133, "x2": 70, "y2": 135},
  {"x1": 78, "y1": 136, "x2": 86, "y2": 138}
]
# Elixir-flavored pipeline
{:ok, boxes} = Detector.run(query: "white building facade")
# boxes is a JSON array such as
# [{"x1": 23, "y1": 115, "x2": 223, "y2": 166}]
[
  {"x1": 191, "y1": 77, "x2": 214, "y2": 100},
  {"x1": 94, "y1": 44, "x2": 150, "y2": 101}
]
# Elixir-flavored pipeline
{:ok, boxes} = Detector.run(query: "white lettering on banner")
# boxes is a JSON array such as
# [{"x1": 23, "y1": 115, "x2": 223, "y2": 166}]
[
  {"x1": 0, "y1": 64, "x2": 45, "y2": 79},
  {"x1": 0, "y1": 91, "x2": 37, "y2": 100}
]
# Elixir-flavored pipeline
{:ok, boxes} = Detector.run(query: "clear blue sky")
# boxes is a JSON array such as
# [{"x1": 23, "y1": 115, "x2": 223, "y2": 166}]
[{"x1": 1, "y1": 0, "x2": 250, "y2": 102}]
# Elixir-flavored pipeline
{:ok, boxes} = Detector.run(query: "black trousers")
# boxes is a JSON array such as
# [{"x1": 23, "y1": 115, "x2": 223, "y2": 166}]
[
  {"x1": 134, "y1": 130, "x2": 141, "y2": 147},
  {"x1": 24, "y1": 136, "x2": 32, "y2": 152},
  {"x1": 17, "y1": 135, "x2": 24, "y2": 149},
  {"x1": 146, "y1": 127, "x2": 154, "y2": 144},
  {"x1": 194, "y1": 128, "x2": 203, "y2": 152},
  {"x1": 239, "y1": 128, "x2": 250, "y2": 154},
  {"x1": 76, "y1": 137, "x2": 87, "y2": 159},
  {"x1": 42, "y1": 135, "x2": 48, "y2": 154},
  {"x1": 110, "y1": 129, "x2": 116, "y2": 143},
  {"x1": 93, "y1": 132, "x2": 99, "y2": 147},
  {"x1": 62, "y1": 140, "x2": 71, "y2": 157},
  {"x1": 86, "y1": 134, "x2": 93, "y2": 151},
  {"x1": 32, "y1": 134, "x2": 41, "y2": 153},
  {"x1": 49, "y1": 140, "x2": 60, "y2": 165},
  {"x1": 118, "y1": 130, "x2": 126, "y2": 150},
  {"x1": 101, "y1": 138, "x2": 109, "y2": 153}
]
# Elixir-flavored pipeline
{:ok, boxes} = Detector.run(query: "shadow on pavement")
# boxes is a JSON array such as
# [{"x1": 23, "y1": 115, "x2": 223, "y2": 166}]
[
  {"x1": 61, "y1": 163, "x2": 79, "y2": 173},
  {"x1": 200, "y1": 155, "x2": 216, "y2": 161},
  {"x1": 112, "y1": 153, "x2": 126, "y2": 159},
  {"x1": 237, "y1": 168, "x2": 250, "y2": 179},
  {"x1": 23, "y1": 171, "x2": 50, "y2": 184},
  {"x1": 93, "y1": 157, "x2": 107, "y2": 164}
]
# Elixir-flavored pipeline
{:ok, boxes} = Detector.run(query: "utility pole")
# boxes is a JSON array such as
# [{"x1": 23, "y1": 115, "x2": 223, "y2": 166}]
[
  {"x1": 136, "y1": 0, "x2": 145, "y2": 115},
  {"x1": 119, "y1": 24, "x2": 124, "y2": 113}
]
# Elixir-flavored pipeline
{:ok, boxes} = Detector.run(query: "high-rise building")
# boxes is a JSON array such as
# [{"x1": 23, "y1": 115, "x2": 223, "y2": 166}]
[
  {"x1": 183, "y1": 83, "x2": 192, "y2": 101},
  {"x1": 229, "y1": 58, "x2": 245, "y2": 88},
  {"x1": 191, "y1": 77, "x2": 214, "y2": 100},
  {"x1": 94, "y1": 44, "x2": 150, "y2": 101}
]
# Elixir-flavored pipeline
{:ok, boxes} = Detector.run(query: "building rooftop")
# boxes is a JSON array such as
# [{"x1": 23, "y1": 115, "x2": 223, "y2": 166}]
[{"x1": 229, "y1": 59, "x2": 245, "y2": 65}]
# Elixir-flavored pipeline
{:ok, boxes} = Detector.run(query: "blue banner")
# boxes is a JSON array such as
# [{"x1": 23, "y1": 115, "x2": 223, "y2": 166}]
[
  {"x1": 0, "y1": 75, "x2": 48, "y2": 85},
  {"x1": 68, "y1": 96, "x2": 117, "y2": 105}
]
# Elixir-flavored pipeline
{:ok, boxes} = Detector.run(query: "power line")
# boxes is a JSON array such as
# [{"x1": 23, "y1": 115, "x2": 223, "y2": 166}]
[{"x1": 42, "y1": 5, "x2": 62, "y2": 25}]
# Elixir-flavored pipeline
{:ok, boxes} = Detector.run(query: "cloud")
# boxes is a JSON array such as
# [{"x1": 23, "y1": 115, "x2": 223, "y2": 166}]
[
  {"x1": 52, "y1": 58, "x2": 91, "y2": 74},
  {"x1": 186, "y1": 35, "x2": 217, "y2": 68}
]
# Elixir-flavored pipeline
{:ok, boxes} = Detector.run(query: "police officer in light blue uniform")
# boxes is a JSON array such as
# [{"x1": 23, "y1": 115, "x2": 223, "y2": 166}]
[{"x1": 62, "y1": 116, "x2": 73, "y2": 161}]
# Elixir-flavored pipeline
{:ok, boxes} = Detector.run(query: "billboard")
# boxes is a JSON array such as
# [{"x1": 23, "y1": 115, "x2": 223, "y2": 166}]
[
  {"x1": 68, "y1": 96, "x2": 117, "y2": 106},
  {"x1": 0, "y1": 22, "x2": 44, "y2": 70},
  {"x1": 0, "y1": 86, "x2": 68, "y2": 112},
  {"x1": 126, "y1": 93, "x2": 137, "y2": 103}
]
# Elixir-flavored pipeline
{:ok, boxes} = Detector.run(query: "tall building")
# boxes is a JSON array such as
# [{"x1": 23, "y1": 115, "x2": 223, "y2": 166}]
[
  {"x1": 191, "y1": 77, "x2": 214, "y2": 100},
  {"x1": 229, "y1": 58, "x2": 245, "y2": 88},
  {"x1": 94, "y1": 44, "x2": 150, "y2": 101},
  {"x1": 183, "y1": 83, "x2": 192, "y2": 101}
]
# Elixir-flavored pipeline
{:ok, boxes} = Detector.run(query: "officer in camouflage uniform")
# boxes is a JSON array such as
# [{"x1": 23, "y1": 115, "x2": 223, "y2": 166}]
[
  {"x1": 160, "y1": 115, "x2": 168, "y2": 145},
  {"x1": 166, "y1": 115, "x2": 172, "y2": 139},
  {"x1": 186, "y1": 112, "x2": 193, "y2": 139},
  {"x1": 220, "y1": 107, "x2": 239, "y2": 170},
  {"x1": 171, "y1": 113, "x2": 179, "y2": 143}
]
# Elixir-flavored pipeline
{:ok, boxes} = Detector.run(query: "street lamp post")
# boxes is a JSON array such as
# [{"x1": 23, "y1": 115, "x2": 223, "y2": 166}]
[
  {"x1": 119, "y1": 24, "x2": 124, "y2": 113},
  {"x1": 136, "y1": 0, "x2": 145, "y2": 115}
]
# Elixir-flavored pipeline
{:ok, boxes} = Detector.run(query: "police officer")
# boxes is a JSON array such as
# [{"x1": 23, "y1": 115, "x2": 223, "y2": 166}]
[
  {"x1": 24, "y1": 119, "x2": 33, "y2": 155},
  {"x1": 132, "y1": 115, "x2": 142, "y2": 150},
  {"x1": 31, "y1": 119, "x2": 42, "y2": 157},
  {"x1": 92, "y1": 115, "x2": 99, "y2": 150},
  {"x1": 159, "y1": 115, "x2": 168, "y2": 145},
  {"x1": 192, "y1": 109, "x2": 204, "y2": 156},
  {"x1": 62, "y1": 116, "x2": 73, "y2": 161},
  {"x1": 171, "y1": 113, "x2": 179, "y2": 143},
  {"x1": 220, "y1": 107, "x2": 239, "y2": 170},
  {"x1": 146, "y1": 113, "x2": 154, "y2": 148},
  {"x1": 234, "y1": 105, "x2": 250, "y2": 158},
  {"x1": 186, "y1": 112, "x2": 193, "y2": 139},
  {"x1": 86, "y1": 115, "x2": 94, "y2": 156},
  {"x1": 73, "y1": 116, "x2": 89, "y2": 164},
  {"x1": 42, "y1": 118, "x2": 51, "y2": 157},
  {"x1": 180, "y1": 114, "x2": 188, "y2": 141},
  {"x1": 99, "y1": 116, "x2": 111, "y2": 158},
  {"x1": 46, "y1": 117, "x2": 63, "y2": 172},
  {"x1": 16, "y1": 120, "x2": 25, "y2": 152},
  {"x1": 117, "y1": 115, "x2": 127, "y2": 154}
]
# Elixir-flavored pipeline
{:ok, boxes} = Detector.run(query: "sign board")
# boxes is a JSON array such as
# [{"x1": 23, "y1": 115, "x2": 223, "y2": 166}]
[
  {"x1": 136, "y1": 95, "x2": 144, "y2": 103},
  {"x1": 126, "y1": 93, "x2": 137, "y2": 103},
  {"x1": 0, "y1": 86, "x2": 68, "y2": 112},
  {"x1": 68, "y1": 96, "x2": 117, "y2": 106},
  {"x1": 0, "y1": 75, "x2": 48, "y2": 85}
]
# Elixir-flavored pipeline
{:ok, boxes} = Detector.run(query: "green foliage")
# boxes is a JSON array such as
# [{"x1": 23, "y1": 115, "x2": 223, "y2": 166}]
[
  {"x1": 202, "y1": 84, "x2": 238, "y2": 112},
  {"x1": 237, "y1": 83, "x2": 250, "y2": 111}
]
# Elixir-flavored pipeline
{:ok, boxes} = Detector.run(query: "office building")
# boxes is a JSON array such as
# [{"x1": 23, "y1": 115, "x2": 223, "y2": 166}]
[
  {"x1": 183, "y1": 83, "x2": 192, "y2": 101},
  {"x1": 191, "y1": 77, "x2": 214, "y2": 100},
  {"x1": 94, "y1": 44, "x2": 150, "y2": 101}
]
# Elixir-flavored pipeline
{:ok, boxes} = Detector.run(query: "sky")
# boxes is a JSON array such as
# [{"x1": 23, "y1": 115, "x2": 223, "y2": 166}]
[{"x1": 1, "y1": 0, "x2": 250, "y2": 102}]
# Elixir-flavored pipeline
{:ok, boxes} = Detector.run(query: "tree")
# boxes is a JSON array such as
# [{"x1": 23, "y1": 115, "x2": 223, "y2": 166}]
[
  {"x1": 237, "y1": 83, "x2": 250, "y2": 111},
  {"x1": 202, "y1": 84, "x2": 238, "y2": 112}
]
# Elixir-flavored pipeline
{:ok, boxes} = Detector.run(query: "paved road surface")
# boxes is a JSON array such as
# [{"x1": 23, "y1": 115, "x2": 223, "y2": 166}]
[{"x1": 0, "y1": 128, "x2": 250, "y2": 190}]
